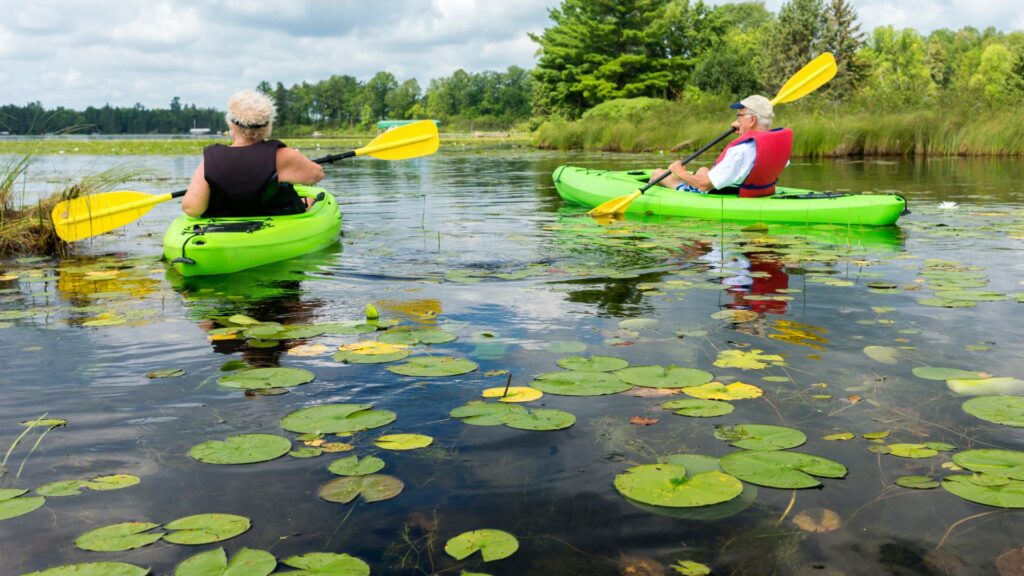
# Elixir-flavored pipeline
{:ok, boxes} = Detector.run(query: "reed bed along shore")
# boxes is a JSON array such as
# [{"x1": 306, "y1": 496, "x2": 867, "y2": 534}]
[{"x1": 534, "y1": 106, "x2": 1024, "y2": 158}]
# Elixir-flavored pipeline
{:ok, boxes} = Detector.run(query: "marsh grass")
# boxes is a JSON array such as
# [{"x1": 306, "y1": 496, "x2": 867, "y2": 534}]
[
  {"x1": 0, "y1": 163, "x2": 151, "y2": 257},
  {"x1": 534, "y1": 102, "x2": 1024, "y2": 158}
]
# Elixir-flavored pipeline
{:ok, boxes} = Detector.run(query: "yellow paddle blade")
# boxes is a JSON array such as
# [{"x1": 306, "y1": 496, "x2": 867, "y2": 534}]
[
  {"x1": 52, "y1": 191, "x2": 173, "y2": 242},
  {"x1": 356, "y1": 120, "x2": 439, "y2": 160},
  {"x1": 771, "y1": 52, "x2": 837, "y2": 105},
  {"x1": 587, "y1": 189, "x2": 642, "y2": 217}
]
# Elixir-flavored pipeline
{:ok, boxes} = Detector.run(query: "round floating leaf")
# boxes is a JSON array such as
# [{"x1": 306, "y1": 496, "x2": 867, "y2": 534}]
[
  {"x1": 379, "y1": 326, "x2": 456, "y2": 345},
  {"x1": 949, "y1": 378, "x2": 1024, "y2": 397},
  {"x1": 614, "y1": 464, "x2": 743, "y2": 508},
  {"x1": 163, "y1": 513, "x2": 250, "y2": 545},
  {"x1": 174, "y1": 546, "x2": 275, "y2": 576},
  {"x1": 21, "y1": 562, "x2": 150, "y2": 576},
  {"x1": 445, "y1": 529, "x2": 519, "y2": 562},
  {"x1": 189, "y1": 434, "x2": 291, "y2": 465},
  {"x1": 0, "y1": 495, "x2": 45, "y2": 521},
  {"x1": 288, "y1": 447, "x2": 322, "y2": 458},
  {"x1": 481, "y1": 387, "x2": 543, "y2": 403},
  {"x1": 887, "y1": 443, "x2": 938, "y2": 459},
  {"x1": 374, "y1": 434, "x2": 433, "y2": 450},
  {"x1": 530, "y1": 371, "x2": 630, "y2": 396},
  {"x1": 387, "y1": 356, "x2": 478, "y2": 377},
  {"x1": 281, "y1": 404, "x2": 397, "y2": 434},
  {"x1": 912, "y1": 366, "x2": 987, "y2": 381},
  {"x1": 450, "y1": 402, "x2": 527, "y2": 426},
  {"x1": 924, "y1": 442, "x2": 956, "y2": 452},
  {"x1": 715, "y1": 424, "x2": 806, "y2": 451},
  {"x1": 713, "y1": 349, "x2": 784, "y2": 370},
  {"x1": 280, "y1": 553, "x2": 370, "y2": 576},
  {"x1": 720, "y1": 450, "x2": 847, "y2": 489},
  {"x1": 0, "y1": 488, "x2": 27, "y2": 500},
  {"x1": 863, "y1": 345, "x2": 899, "y2": 365},
  {"x1": 501, "y1": 409, "x2": 576, "y2": 431},
  {"x1": 682, "y1": 382, "x2": 763, "y2": 401},
  {"x1": 317, "y1": 321, "x2": 378, "y2": 335},
  {"x1": 318, "y1": 475, "x2": 404, "y2": 504},
  {"x1": 217, "y1": 367, "x2": 314, "y2": 390},
  {"x1": 952, "y1": 449, "x2": 1024, "y2": 480},
  {"x1": 963, "y1": 396, "x2": 1024, "y2": 427},
  {"x1": 662, "y1": 399, "x2": 734, "y2": 418},
  {"x1": 614, "y1": 365, "x2": 713, "y2": 389},
  {"x1": 544, "y1": 341, "x2": 587, "y2": 353},
  {"x1": 943, "y1": 474, "x2": 1024, "y2": 508},
  {"x1": 36, "y1": 480, "x2": 86, "y2": 497},
  {"x1": 334, "y1": 349, "x2": 410, "y2": 364},
  {"x1": 896, "y1": 476, "x2": 941, "y2": 489},
  {"x1": 84, "y1": 474, "x2": 140, "y2": 491},
  {"x1": 671, "y1": 560, "x2": 711, "y2": 576},
  {"x1": 328, "y1": 455, "x2": 386, "y2": 476},
  {"x1": 75, "y1": 522, "x2": 163, "y2": 551},
  {"x1": 146, "y1": 368, "x2": 185, "y2": 379},
  {"x1": 933, "y1": 290, "x2": 1007, "y2": 302},
  {"x1": 556, "y1": 355, "x2": 629, "y2": 372},
  {"x1": 792, "y1": 508, "x2": 841, "y2": 533}
]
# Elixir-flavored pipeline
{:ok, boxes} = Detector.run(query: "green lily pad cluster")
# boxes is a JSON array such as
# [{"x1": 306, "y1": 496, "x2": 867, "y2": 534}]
[
  {"x1": 74, "y1": 513, "x2": 250, "y2": 551},
  {"x1": 450, "y1": 402, "x2": 576, "y2": 431},
  {"x1": 35, "y1": 474, "x2": 140, "y2": 497},
  {"x1": 941, "y1": 450, "x2": 1024, "y2": 508},
  {"x1": 217, "y1": 367, "x2": 315, "y2": 390}
]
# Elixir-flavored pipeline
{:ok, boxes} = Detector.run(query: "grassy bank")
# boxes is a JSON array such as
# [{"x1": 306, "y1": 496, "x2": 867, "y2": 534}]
[{"x1": 534, "y1": 100, "x2": 1024, "y2": 157}]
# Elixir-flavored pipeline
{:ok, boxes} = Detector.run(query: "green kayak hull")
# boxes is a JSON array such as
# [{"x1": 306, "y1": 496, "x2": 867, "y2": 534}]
[
  {"x1": 553, "y1": 165, "x2": 906, "y2": 225},
  {"x1": 162, "y1": 184, "x2": 342, "y2": 277}
]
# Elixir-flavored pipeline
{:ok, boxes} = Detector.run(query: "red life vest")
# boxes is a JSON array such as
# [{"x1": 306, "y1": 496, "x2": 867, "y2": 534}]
[{"x1": 714, "y1": 128, "x2": 793, "y2": 198}]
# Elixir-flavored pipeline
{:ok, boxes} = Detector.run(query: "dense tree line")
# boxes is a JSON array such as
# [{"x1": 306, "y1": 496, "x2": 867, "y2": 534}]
[{"x1": 2, "y1": 0, "x2": 1021, "y2": 135}]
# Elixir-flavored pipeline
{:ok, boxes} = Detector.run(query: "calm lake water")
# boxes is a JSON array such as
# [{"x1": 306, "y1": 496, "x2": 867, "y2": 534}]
[{"x1": 2, "y1": 149, "x2": 1024, "y2": 575}]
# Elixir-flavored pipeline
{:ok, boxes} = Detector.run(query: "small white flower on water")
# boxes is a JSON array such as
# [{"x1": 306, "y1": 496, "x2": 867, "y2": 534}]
[{"x1": 938, "y1": 201, "x2": 959, "y2": 210}]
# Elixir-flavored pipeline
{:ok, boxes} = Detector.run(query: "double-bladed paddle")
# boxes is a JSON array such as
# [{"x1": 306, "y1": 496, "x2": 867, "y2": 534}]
[
  {"x1": 587, "y1": 52, "x2": 838, "y2": 218},
  {"x1": 52, "y1": 119, "x2": 440, "y2": 242}
]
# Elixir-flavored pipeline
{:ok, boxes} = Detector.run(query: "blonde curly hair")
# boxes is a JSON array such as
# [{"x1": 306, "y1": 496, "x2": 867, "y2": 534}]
[{"x1": 225, "y1": 89, "x2": 275, "y2": 141}]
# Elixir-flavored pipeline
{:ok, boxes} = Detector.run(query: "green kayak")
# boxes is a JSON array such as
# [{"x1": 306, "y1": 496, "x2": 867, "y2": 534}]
[
  {"x1": 553, "y1": 165, "x2": 907, "y2": 225},
  {"x1": 162, "y1": 184, "x2": 342, "y2": 276}
]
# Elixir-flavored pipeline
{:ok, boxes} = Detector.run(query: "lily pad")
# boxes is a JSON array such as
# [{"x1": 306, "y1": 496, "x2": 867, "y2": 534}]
[
  {"x1": 714, "y1": 424, "x2": 806, "y2": 451},
  {"x1": 318, "y1": 475, "x2": 404, "y2": 504},
  {"x1": 949, "y1": 378, "x2": 1024, "y2": 397},
  {"x1": 0, "y1": 494, "x2": 45, "y2": 521},
  {"x1": 163, "y1": 513, "x2": 250, "y2": 545},
  {"x1": 481, "y1": 386, "x2": 543, "y2": 403},
  {"x1": 613, "y1": 463, "x2": 743, "y2": 508},
  {"x1": 281, "y1": 404, "x2": 397, "y2": 434},
  {"x1": 556, "y1": 355, "x2": 629, "y2": 372},
  {"x1": 173, "y1": 546, "x2": 275, "y2": 576},
  {"x1": 279, "y1": 552, "x2": 370, "y2": 576},
  {"x1": 36, "y1": 480, "x2": 87, "y2": 497},
  {"x1": 952, "y1": 449, "x2": 1024, "y2": 480},
  {"x1": 84, "y1": 474, "x2": 141, "y2": 491},
  {"x1": 720, "y1": 450, "x2": 847, "y2": 489},
  {"x1": 387, "y1": 356, "x2": 478, "y2": 377},
  {"x1": 662, "y1": 399, "x2": 734, "y2": 418},
  {"x1": 189, "y1": 434, "x2": 291, "y2": 465},
  {"x1": 912, "y1": 366, "x2": 987, "y2": 381},
  {"x1": 896, "y1": 476, "x2": 941, "y2": 489},
  {"x1": 75, "y1": 522, "x2": 164, "y2": 551},
  {"x1": 333, "y1": 341, "x2": 410, "y2": 364},
  {"x1": 450, "y1": 402, "x2": 527, "y2": 426},
  {"x1": 21, "y1": 562, "x2": 150, "y2": 576},
  {"x1": 378, "y1": 326, "x2": 456, "y2": 345},
  {"x1": 146, "y1": 368, "x2": 185, "y2": 379},
  {"x1": 530, "y1": 371, "x2": 631, "y2": 396},
  {"x1": 713, "y1": 349, "x2": 784, "y2": 370},
  {"x1": 887, "y1": 443, "x2": 938, "y2": 459},
  {"x1": 614, "y1": 365, "x2": 713, "y2": 389},
  {"x1": 501, "y1": 408, "x2": 576, "y2": 431},
  {"x1": 963, "y1": 396, "x2": 1024, "y2": 427},
  {"x1": 374, "y1": 434, "x2": 433, "y2": 450},
  {"x1": 317, "y1": 321, "x2": 379, "y2": 335},
  {"x1": 328, "y1": 455, "x2": 386, "y2": 476},
  {"x1": 863, "y1": 345, "x2": 900, "y2": 365},
  {"x1": 682, "y1": 382, "x2": 763, "y2": 401},
  {"x1": 444, "y1": 529, "x2": 519, "y2": 562},
  {"x1": 943, "y1": 474, "x2": 1024, "y2": 508},
  {"x1": 217, "y1": 367, "x2": 314, "y2": 390}
]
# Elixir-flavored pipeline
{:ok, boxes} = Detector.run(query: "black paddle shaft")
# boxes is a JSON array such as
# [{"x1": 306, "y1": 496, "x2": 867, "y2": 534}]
[
  {"x1": 166, "y1": 150, "x2": 354, "y2": 201},
  {"x1": 641, "y1": 127, "x2": 736, "y2": 194}
]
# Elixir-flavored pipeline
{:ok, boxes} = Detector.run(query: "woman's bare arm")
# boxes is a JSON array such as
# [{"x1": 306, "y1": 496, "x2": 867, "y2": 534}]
[
  {"x1": 181, "y1": 160, "x2": 211, "y2": 217},
  {"x1": 276, "y1": 148, "x2": 324, "y2": 184}
]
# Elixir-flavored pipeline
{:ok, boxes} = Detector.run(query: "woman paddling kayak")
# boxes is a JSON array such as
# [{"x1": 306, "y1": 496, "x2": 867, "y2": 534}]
[{"x1": 182, "y1": 89, "x2": 324, "y2": 218}]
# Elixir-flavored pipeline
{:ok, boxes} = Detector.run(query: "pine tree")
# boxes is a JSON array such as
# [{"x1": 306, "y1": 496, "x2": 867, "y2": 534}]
[
  {"x1": 765, "y1": 0, "x2": 826, "y2": 91},
  {"x1": 822, "y1": 0, "x2": 867, "y2": 96}
]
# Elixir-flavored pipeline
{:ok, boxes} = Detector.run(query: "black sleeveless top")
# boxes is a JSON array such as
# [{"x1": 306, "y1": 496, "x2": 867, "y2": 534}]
[{"x1": 202, "y1": 139, "x2": 305, "y2": 217}]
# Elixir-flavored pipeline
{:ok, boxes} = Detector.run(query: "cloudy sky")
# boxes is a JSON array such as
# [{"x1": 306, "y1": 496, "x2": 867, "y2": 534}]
[{"x1": 1, "y1": 0, "x2": 1021, "y2": 110}]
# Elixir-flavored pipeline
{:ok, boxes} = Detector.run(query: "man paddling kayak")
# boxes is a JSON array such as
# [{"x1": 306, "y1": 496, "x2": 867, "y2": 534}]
[
  {"x1": 648, "y1": 95, "x2": 792, "y2": 197},
  {"x1": 182, "y1": 90, "x2": 324, "y2": 217}
]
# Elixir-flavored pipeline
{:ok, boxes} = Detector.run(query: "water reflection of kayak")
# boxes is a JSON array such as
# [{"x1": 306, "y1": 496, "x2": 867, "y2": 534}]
[
  {"x1": 553, "y1": 165, "x2": 908, "y2": 226},
  {"x1": 161, "y1": 185, "x2": 342, "y2": 277}
]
